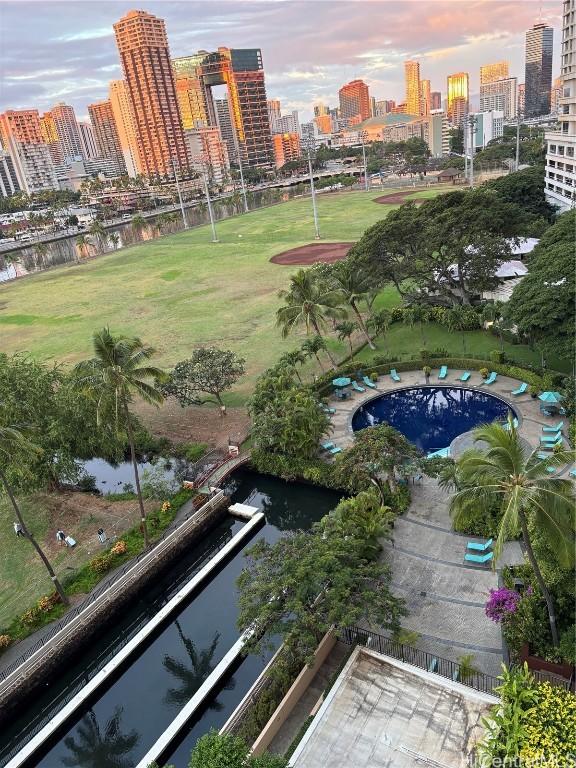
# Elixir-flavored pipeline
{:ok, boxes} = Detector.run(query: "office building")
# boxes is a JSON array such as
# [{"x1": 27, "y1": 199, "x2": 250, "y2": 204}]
[
  {"x1": 480, "y1": 61, "x2": 510, "y2": 85},
  {"x1": 114, "y1": 10, "x2": 189, "y2": 177},
  {"x1": 50, "y1": 103, "x2": 83, "y2": 160},
  {"x1": 551, "y1": 76, "x2": 564, "y2": 113},
  {"x1": 545, "y1": 0, "x2": 576, "y2": 211},
  {"x1": 275, "y1": 110, "x2": 300, "y2": 135},
  {"x1": 215, "y1": 97, "x2": 237, "y2": 161},
  {"x1": 525, "y1": 22, "x2": 554, "y2": 117},
  {"x1": 78, "y1": 121, "x2": 98, "y2": 159},
  {"x1": 447, "y1": 72, "x2": 469, "y2": 123},
  {"x1": 40, "y1": 112, "x2": 64, "y2": 166},
  {"x1": 0, "y1": 150, "x2": 20, "y2": 197},
  {"x1": 431, "y1": 91, "x2": 442, "y2": 111},
  {"x1": 272, "y1": 132, "x2": 301, "y2": 168},
  {"x1": 479, "y1": 77, "x2": 518, "y2": 119},
  {"x1": 470, "y1": 110, "x2": 505, "y2": 150},
  {"x1": 87, "y1": 100, "x2": 126, "y2": 176},
  {"x1": 267, "y1": 99, "x2": 281, "y2": 129},
  {"x1": 404, "y1": 61, "x2": 421, "y2": 115},
  {"x1": 200, "y1": 47, "x2": 273, "y2": 167},
  {"x1": 339, "y1": 79, "x2": 370, "y2": 122},
  {"x1": 109, "y1": 80, "x2": 141, "y2": 177},
  {"x1": 391, "y1": 103, "x2": 407, "y2": 114},
  {"x1": 314, "y1": 114, "x2": 332, "y2": 134},
  {"x1": 314, "y1": 103, "x2": 329, "y2": 117},
  {"x1": 175, "y1": 77, "x2": 209, "y2": 130},
  {"x1": 0, "y1": 110, "x2": 57, "y2": 193},
  {"x1": 518, "y1": 83, "x2": 526, "y2": 114},
  {"x1": 427, "y1": 113, "x2": 450, "y2": 157},
  {"x1": 420, "y1": 79, "x2": 431, "y2": 115},
  {"x1": 185, "y1": 126, "x2": 229, "y2": 185}
]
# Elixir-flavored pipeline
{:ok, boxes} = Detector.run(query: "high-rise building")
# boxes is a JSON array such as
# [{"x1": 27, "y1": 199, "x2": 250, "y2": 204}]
[
  {"x1": 339, "y1": 79, "x2": 370, "y2": 122},
  {"x1": 87, "y1": 100, "x2": 126, "y2": 176},
  {"x1": 404, "y1": 61, "x2": 421, "y2": 115},
  {"x1": 0, "y1": 150, "x2": 20, "y2": 197},
  {"x1": 40, "y1": 112, "x2": 64, "y2": 166},
  {"x1": 78, "y1": 121, "x2": 98, "y2": 159},
  {"x1": 447, "y1": 72, "x2": 469, "y2": 124},
  {"x1": 272, "y1": 132, "x2": 301, "y2": 168},
  {"x1": 391, "y1": 103, "x2": 407, "y2": 114},
  {"x1": 109, "y1": 80, "x2": 141, "y2": 176},
  {"x1": 431, "y1": 91, "x2": 442, "y2": 111},
  {"x1": 274, "y1": 110, "x2": 300, "y2": 135},
  {"x1": 185, "y1": 126, "x2": 229, "y2": 185},
  {"x1": 551, "y1": 75, "x2": 563, "y2": 113},
  {"x1": 0, "y1": 110, "x2": 57, "y2": 193},
  {"x1": 215, "y1": 98, "x2": 236, "y2": 160},
  {"x1": 545, "y1": 0, "x2": 576, "y2": 212},
  {"x1": 518, "y1": 83, "x2": 526, "y2": 114},
  {"x1": 420, "y1": 79, "x2": 431, "y2": 116},
  {"x1": 174, "y1": 77, "x2": 209, "y2": 130},
  {"x1": 470, "y1": 110, "x2": 505, "y2": 149},
  {"x1": 267, "y1": 99, "x2": 281, "y2": 130},
  {"x1": 427, "y1": 113, "x2": 450, "y2": 157},
  {"x1": 524, "y1": 22, "x2": 554, "y2": 117},
  {"x1": 370, "y1": 96, "x2": 377, "y2": 117},
  {"x1": 114, "y1": 10, "x2": 189, "y2": 177},
  {"x1": 313, "y1": 103, "x2": 329, "y2": 117},
  {"x1": 200, "y1": 47, "x2": 273, "y2": 167},
  {"x1": 480, "y1": 61, "x2": 510, "y2": 85},
  {"x1": 479, "y1": 77, "x2": 518, "y2": 119},
  {"x1": 314, "y1": 114, "x2": 332, "y2": 134},
  {"x1": 50, "y1": 103, "x2": 83, "y2": 160}
]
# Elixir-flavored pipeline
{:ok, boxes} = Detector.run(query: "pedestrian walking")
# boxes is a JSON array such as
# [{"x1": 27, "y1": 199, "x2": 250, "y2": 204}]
[
  {"x1": 56, "y1": 529, "x2": 66, "y2": 544},
  {"x1": 14, "y1": 522, "x2": 24, "y2": 537}
]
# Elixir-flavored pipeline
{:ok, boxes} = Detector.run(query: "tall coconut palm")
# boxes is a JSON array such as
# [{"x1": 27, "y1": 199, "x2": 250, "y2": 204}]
[
  {"x1": 89, "y1": 221, "x2": 106, "y2": 254},
  {"x1": 442, "y1": 422, "x2": 575, "y2": 646},
  {"x1": 131, "y1": 215, "x2": 147, "y2": 240},
  {"x1": 335, "y1": 320, "x2": 357, "y2": 356},
  {"x1": 62, "y1": 707, "x2": 138, "y2": 768},
  {"x1": 276, "y1": 269, "x2": 345, "y2": 366},
  {"x1": 331, "y1": 266, "x2": 376, "y2": 349},
  {"x1": 76, "y1": 235, "x2": 90, "y2": 261},
  {"x1": 0, "y1": 418, "x2": 69, "y2": 605},
  {"x1": 446, "y1": 305, "x2": 468, "y2": 355},
  {"x1": 74, "y1": 329, "x2": 165, "y2": 548},
  {"x1": 108, "y1": 232, "x2": 120, "y2": 251},
  {"x1": 404, "y1": 304, "x2": 427, "y2": 346},
  {"x1": 301, "y1": 335, "x2": 329, "y2": 373},
  {"x1": 279, "y1": 350, "x2": 306, "y2": 384},
  {"x1": 34, "y1": 241, "x2": 49, "y2": 270},
  {"x1": 367, "y1": 309, "x2": 392, "y2": 346}
]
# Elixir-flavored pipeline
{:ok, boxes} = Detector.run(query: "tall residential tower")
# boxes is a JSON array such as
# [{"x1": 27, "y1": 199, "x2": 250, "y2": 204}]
[
  {"x1": 524, "y1": 22, "x2": 554, "y2": 117},
  {"x1": 404, "y1": 61, "x2": 421, "y2": 115}
]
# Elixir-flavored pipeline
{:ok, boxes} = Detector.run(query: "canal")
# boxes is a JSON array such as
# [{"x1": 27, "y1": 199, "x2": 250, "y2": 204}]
[{"x1": 0, "y1": 470, "x2": 340, "y2": 768}]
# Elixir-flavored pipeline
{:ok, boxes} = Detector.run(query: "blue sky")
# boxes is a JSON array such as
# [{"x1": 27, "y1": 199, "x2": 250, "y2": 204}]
[{"x1": 0, "y1": 1, "x2": 562, "y2": 121}]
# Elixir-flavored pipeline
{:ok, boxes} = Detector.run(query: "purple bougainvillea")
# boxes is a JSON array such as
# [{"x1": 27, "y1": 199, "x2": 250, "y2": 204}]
[{"x1": 485, "y1": 587, "x2": 522, "y2": 623}]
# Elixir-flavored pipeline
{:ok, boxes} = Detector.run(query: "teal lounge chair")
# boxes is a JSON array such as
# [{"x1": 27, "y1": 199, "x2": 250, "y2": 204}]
[
  {"x1": 390, "y1": 369, "x2": 401, "y2": 382},
  {"x1": 569, "y1": 469, "x2": 576, "y2": 478},
  {"x1": 329, "y1": 446, "x2": 342, "y2": 455},
  {"x1": 537, "y1": 451, "x2": 552, "y2": 459},
  {"x1": 484, "y1": 372, "x2": 497, "y2": 385},
  {"x1": 438, "y1": 365, "x2": 448, "y2": 380},
  {"x1": 546, "y1": 466, "x2": 556, "y2": 474},
  {"x1": 467, "y1": 538, "x2": 493, "y2": 552},
  {"x1": 543, "y1": 421, "x2": 563, "y2": 432},
  {"x1": 465, "y1": 551, "x2": 493, "y2": 564},
  {"x1": 540, "y1": 432, "x2": 561, "y2": 443},
  {"x1": 511, "y1": 382, "x2": 528, "y2": 396},
  {"x1": 352, "y1": 381, "x2": 365, "y2": 393},
  {"x1": 321, "y1": 441, "x2": 335, "y2": 451},
  {"x1": 459, "y1": 371, "x2": 471, "y2": 382},
  {"x1": 362, "y1": 376, "x2": 377, "y2": 389}
]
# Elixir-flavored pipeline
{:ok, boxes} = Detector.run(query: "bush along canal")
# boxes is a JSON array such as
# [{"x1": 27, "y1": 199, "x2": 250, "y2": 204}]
[{"x1": 0, "y1": 470, "x2": 341, "y2": 768}]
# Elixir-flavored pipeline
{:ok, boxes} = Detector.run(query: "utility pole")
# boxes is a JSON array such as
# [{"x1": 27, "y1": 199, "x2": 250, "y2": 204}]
[
  {"x1": 463, "y1": 122, "x2": 468, "y2": 182},
  {"x1": 203, "y1": 174, "x2": 219, "y2": 243},
  {"x1": 360, "y1": 131, "x2": 369, "y2": 191},
  {"x1": 468, "y1": 115, "x2": 476, "y2": 188},
  {"x1": 233, "y1": 134, "x2": 249, "y2": 213},
  {"x1": 515, "y1": 112, "x2": 522, "y2": 172},
  {"x1": 171, "y1": 157, "x2": 188, "y2": 229},
  {"x1": 307, "y1": 150, "x2": 321, "y2": 240}
]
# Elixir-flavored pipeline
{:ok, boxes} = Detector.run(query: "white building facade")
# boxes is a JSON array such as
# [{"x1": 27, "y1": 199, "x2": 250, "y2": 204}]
[{"x1": 545, "y1": 0, "x2": 576, "y2": 212}]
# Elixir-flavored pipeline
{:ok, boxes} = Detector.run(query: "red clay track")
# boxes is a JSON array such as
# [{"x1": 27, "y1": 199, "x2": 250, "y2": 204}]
[
  {"x1": 373, "y1": 190, "x2": 427, "y2": 205},
  {"x1": 270, "y1": 242, "x2": 354, "y2": 266}
]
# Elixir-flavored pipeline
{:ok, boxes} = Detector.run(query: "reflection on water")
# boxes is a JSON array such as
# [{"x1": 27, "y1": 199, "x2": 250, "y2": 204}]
[
  {"x1": 61, "y1": 708, "x2": 138, "y2": 768},
  {"x1": 352, "y1": 386, "x2": 512, "y2": 453}
]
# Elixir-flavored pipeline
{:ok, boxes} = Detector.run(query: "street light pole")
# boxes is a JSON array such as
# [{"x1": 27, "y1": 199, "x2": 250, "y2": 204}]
[
  {"x1": 515, "y1": 112, "x2": 522, "y2": 171},
  {"x1": 234, "y1": 136, "x2": 249, "y2": 214},
  {"x1": 468, "y1": 115, "x2": 476, "y2": 188},
  {"x1": 171, "y1": 157, "x2": 188, "y2": 229},
  {"x1": 360, "y1": 131, "x2": 369, "y2": 191},
  {"x1": 203, "y1": 174, "x2": 219, "y2": 243},
  {"x1": 307, "y1": 150, "x2": 321, "y2": 240},
  {"x1": 463, "y1": 123, "x2": 468, "y2": 182}
]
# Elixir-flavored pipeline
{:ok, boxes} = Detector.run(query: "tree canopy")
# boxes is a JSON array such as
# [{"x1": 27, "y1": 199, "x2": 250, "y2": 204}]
[
  {"x1": 161, "y1": 347, "x2": 246, "y2": 408},
  {"x1": 484, "y1": 165, "x2": 556, "y2": 222},
  {"x1": 189, "y1": 730, "x2": 287, "y2": 768}
]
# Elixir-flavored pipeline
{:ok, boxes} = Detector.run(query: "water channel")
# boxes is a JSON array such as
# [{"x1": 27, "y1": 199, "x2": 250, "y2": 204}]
[{"x1": 0, "y1": 470, "x2": 341, "y2": 768}]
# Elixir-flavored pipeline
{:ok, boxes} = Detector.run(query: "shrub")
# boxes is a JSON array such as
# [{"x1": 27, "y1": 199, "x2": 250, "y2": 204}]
[
  {"x1": 0, "y1": 635, "x2": 11, "y2": 649},
  {"x1": 485, "y1": 587, "x2": 522, "y2": 623},
  {"x1": 420, "y1": 348, "x2": 431, "y2": 361},
  {"x1": 37, "y1": 592, "x2": 60, "y2": 613},
  {"x1": 423, "y1": 366, "x2": 431, "y2": 376},
  {"x1": 558, "y1": 625, "x2": 576, "y2": 664},
  {"x1": 372, "y1": 354, "x2": 395, "y2": 365},
  {"x1": 20, "y1": 607, "x2": 40, "y2": 626},
  {"x1": 452, "y1": 504, "x2": 501, "y2": 537},
  {"x1": 184, "y1": 442, "x2": 207, "y2": 463},
  {"x1": 479, "y1": 367, "x2": 489, "y2": 379},
  {"x1": 89, "y1": 552, "x2": 115, "y2": 574},
  {"x1": 520, "y1": 682, "x2": 576, "y2": 766},
  {"x1": 490, "y1": 350, "x2": 505, "y2": 364},
  {"x1": 369, "y1": 372, "x2": 378, "y2": 382},
  {"x1": 110, "y1": 540, "x2": 127, "y2": 556},
  {"x1": 77, "y1": 473, "x2": 98, "y2": 493}
]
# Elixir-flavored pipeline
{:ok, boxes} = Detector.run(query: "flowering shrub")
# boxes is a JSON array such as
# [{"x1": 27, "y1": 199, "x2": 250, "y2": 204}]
[
  {"x1": 0, "y1": 635, "x2": 11, "y2": 649},
  {"x1": 20, "y1": 607, "x2": 40, "y2": 626},
  {"x1": 89, "y1": 552, "x2": 114, "y2": 574},
  {"x1": 110, "y1": 540, "x2": 127, "y2": 556},
  {"x1": 161, "y1": 501, "x2": 171, "y2": 513},
  {"x1": 520, "y1": 682, "x2": 576, "y2": 767},
  {"x1": 485, "y1": 587, "x2": 522, "y2": 623},
  {"x1": 37, "y1": 593, "x2": 60, "y2": 613}
]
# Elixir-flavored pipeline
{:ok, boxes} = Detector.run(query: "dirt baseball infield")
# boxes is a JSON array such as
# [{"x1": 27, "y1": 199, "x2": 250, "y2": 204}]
[
  {"x1": 270, "y1": 242, "x2": 354, "y2": 266},
  {"x1": 373, "y1": 190, "x2": 428, "y2": 205}
]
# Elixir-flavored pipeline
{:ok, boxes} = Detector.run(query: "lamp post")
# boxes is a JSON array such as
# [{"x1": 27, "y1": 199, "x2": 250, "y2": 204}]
[
  {"x1": 515, "y1": 112, "x2": 522, "y2": 172},
  {"x1": 468, "y1": 114, "x2": 477, "y2": 188},
  {"x1": 360, "y1": 131, "x2": 369, "y2": 191},
  {"x1": 171, "y1": 157, "x2": 188, "y2": 229},
  {"x1": 307, "y1": 150, "x2": 321, "y2": 240},
  {"x1": 203, "y1": 174, "x2": 219, "y2": 243},
  {"x1": 233, "y1": 134, "x2": 249, "y2": 214}
]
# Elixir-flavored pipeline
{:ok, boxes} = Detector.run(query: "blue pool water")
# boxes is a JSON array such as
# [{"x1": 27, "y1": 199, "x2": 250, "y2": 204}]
[{"x1": 352, "y1": 386, "x2": 513, "y2": 453}]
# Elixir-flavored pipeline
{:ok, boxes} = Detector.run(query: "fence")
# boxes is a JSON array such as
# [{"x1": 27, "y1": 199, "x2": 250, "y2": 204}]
[
  {"x1": 0, "y1": 490, "x2": 225, "y2": 690},
  {"x1": 340, "y1": 626, "x2": 500, "y2": 695}
]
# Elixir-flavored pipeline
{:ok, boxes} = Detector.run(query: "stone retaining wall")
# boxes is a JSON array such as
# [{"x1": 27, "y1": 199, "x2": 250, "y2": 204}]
[{"x1": 0, "y1": 494, "x2": 229, "y2": 728}]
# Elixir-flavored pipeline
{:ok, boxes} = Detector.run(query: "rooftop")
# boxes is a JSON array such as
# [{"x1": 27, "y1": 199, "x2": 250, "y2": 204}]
[{"x1": 289, "y1": 647, "x2": 496, "y2": 768}]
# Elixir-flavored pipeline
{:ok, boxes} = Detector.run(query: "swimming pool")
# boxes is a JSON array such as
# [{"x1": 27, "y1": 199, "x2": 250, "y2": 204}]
[{"x1": 351, "y1": 386, "x2": 514, "y2": 454}]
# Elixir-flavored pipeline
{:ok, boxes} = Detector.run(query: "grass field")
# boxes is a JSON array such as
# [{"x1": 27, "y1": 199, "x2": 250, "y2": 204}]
[{"x1": 0, "y1": 189, "x2": 422, "y2": 398}]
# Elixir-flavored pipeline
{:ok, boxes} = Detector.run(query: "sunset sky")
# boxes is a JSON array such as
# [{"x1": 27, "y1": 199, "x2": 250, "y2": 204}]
[{"x1": 0, "y1": 0, "x2": 563, "y2": 121}]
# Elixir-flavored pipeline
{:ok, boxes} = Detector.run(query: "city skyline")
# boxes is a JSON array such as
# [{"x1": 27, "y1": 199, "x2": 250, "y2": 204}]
[{"x1": 1, "y1": 1, "x2": 563, "y2": 121}]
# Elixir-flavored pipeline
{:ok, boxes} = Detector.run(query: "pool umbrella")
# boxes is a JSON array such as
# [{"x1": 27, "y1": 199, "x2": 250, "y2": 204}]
[
  {"x1": 332, "y1": 377, "x2": 352, "y2": 388},
  {"x1": 538, "y1": 391, "x2": 563, "y2": 403}
]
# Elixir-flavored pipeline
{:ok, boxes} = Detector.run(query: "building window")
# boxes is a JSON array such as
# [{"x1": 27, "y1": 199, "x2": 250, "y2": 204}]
[{"x1": 550, "y1": 144, "x2": 557, "y2": 153}]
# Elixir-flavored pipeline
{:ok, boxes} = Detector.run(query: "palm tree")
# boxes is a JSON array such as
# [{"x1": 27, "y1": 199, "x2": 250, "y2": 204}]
[
  {"x1": 404, "y1": 304, "x2": 427, "y2": 346},
  {"x1": 3, "y1": 251, "x2": 22, "y2": 279},
  {"x1": 279, "y1": 350, "x2": 306, "y2": 384},
  {"x1": 131, "y1": 215, "x2": 147, "y2": 240},
  {"x1": 276, "y1": 269, "x2": 345, "y2": 367},
  {"x1": 331, "y1": 266, "x2": 376, "y2": 349},
  {"x1": 76, "y1": 235, "x2": 90, "y2": 261},
  {"x1": 89, "y1": 221, "x2": 106, "y2": 254},
  {"x1": 335, "y1": 320, "x2": 357, "y2": 356},
  {"x1": 446, "y1": 306, "x2": 468, "y2": 355},
  {"x1": 108, "y1": 232, "x2": 120, "y2": 251},
  {"x1": 62, "y1": 707, "x2": 138, "y2": 768},
  {"x1": 367, "y1": 309, "x2": 392, "y2": 346},
  {"x1": 301, "y1": 335, "x2": 328, "y2": 373},
  {"x1": 0, "y1": 418, "x2": 69, "y2": 605},
  {"x1": 34, "y1": 241, "x2": 49, "y2": 270},
  {"x1": 482, "y1": 301, "x2": 506, "y2": 352},
  {"x1": 442, "y1": 422, "x2": 575, "y2": 646},
  {"x1": 74, "y1": 329, "x2": 165, "y2": 548}
]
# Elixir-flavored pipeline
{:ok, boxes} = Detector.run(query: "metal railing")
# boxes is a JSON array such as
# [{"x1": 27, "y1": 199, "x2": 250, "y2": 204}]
[
  {"x1": 0, "y1": 490, "x2": 225, "y2": 689},
  {"x1": 340, "y1": 626, "x2": 500, "y2": 695}
]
